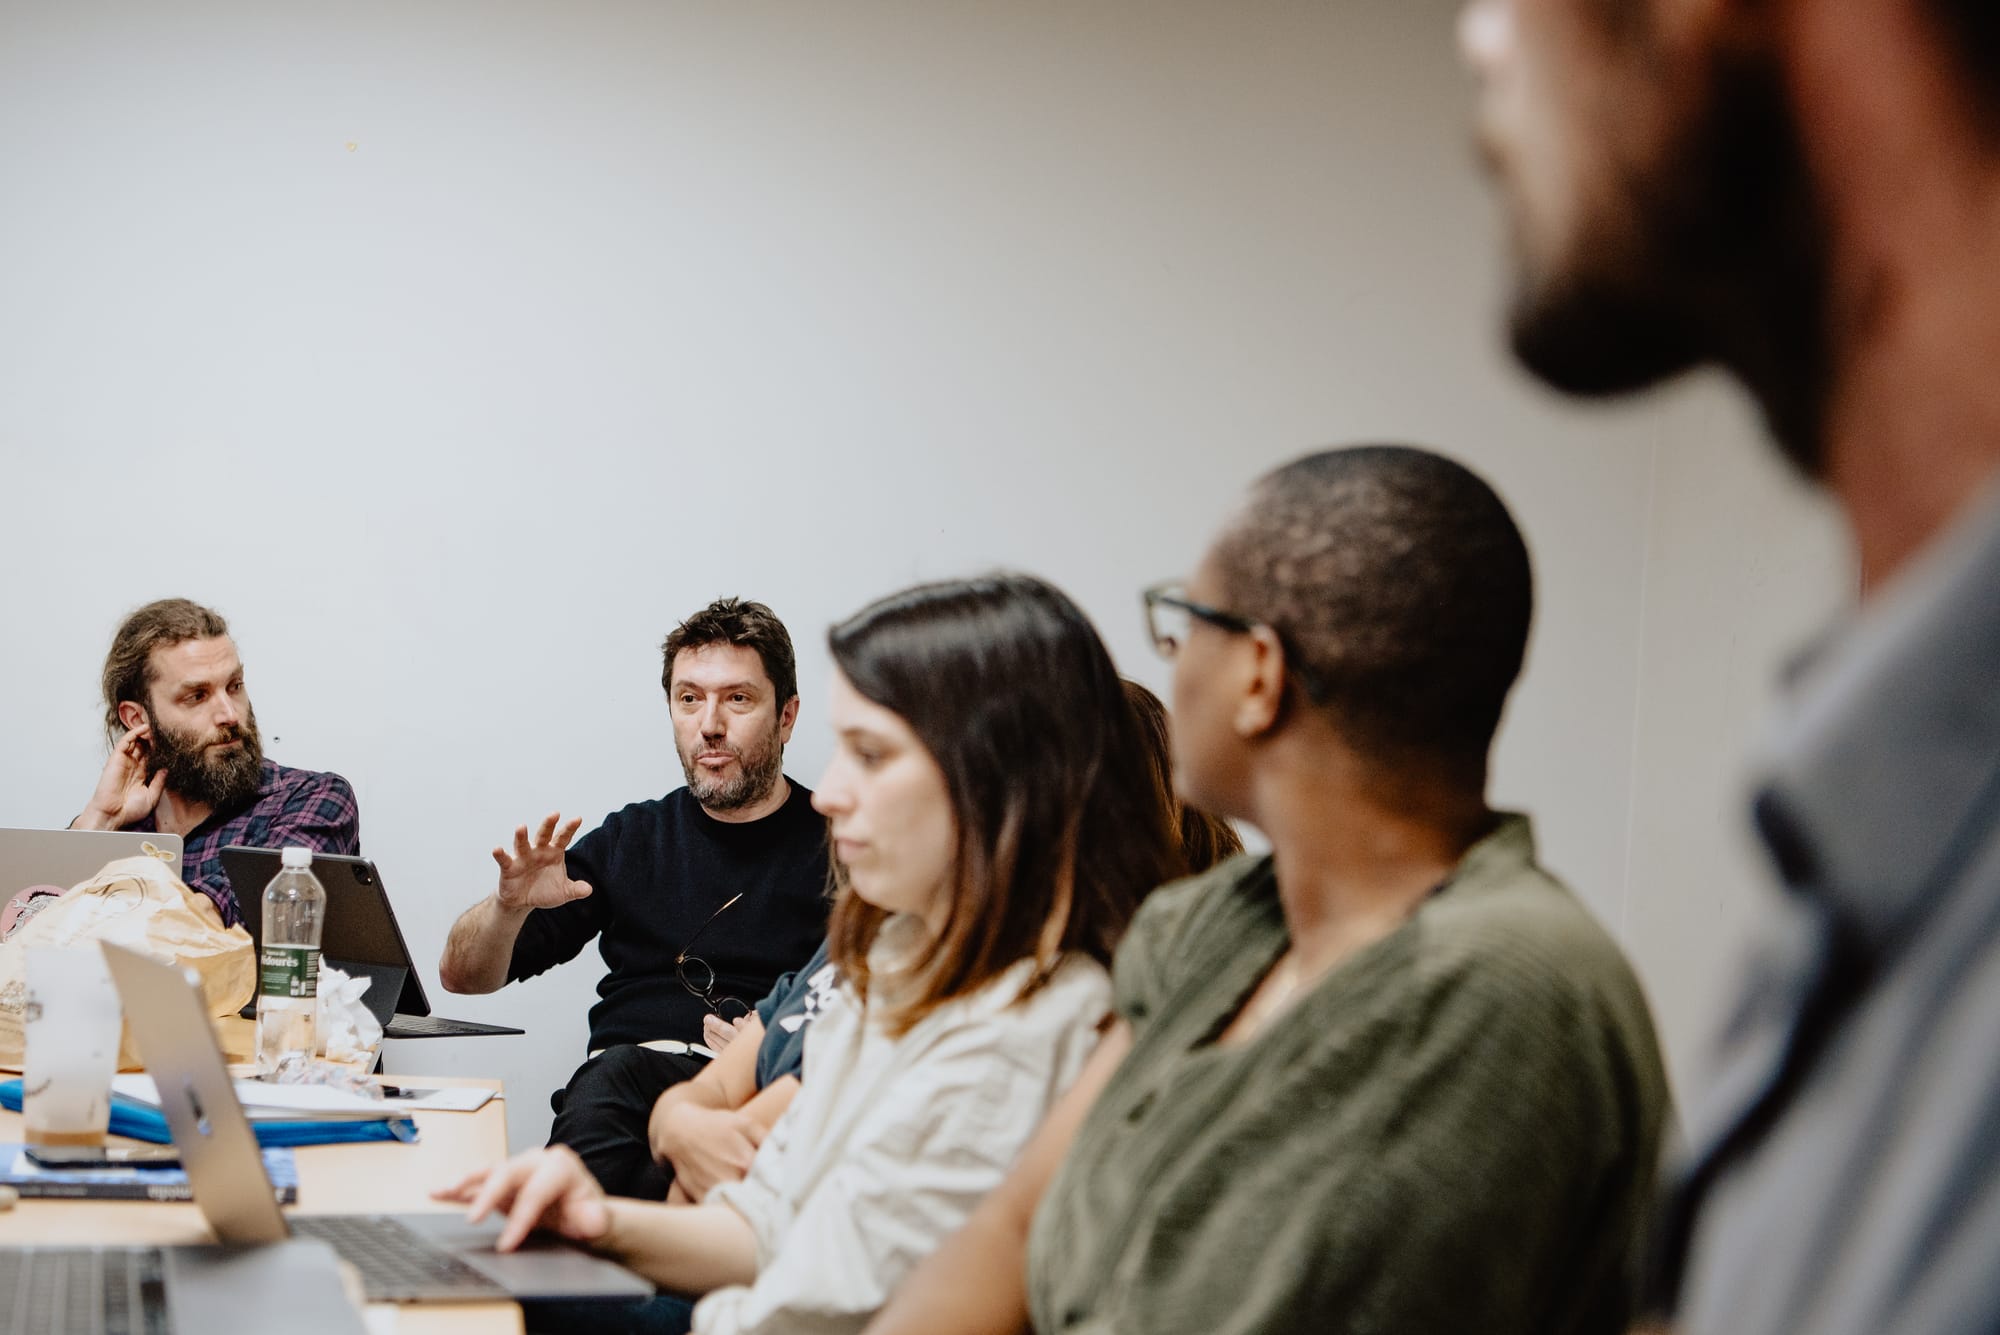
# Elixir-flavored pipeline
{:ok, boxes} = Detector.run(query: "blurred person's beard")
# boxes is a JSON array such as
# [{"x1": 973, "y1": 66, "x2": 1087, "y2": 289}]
[
  {"x1": 1502, "y1": 41, "x2": 1833, "y2": 474},
  {"x1": 678, "y1": 719, "x2": 785, "y2": 813},
  {"x1": 147, "y1": 705, "x2": 266, "y2": 811}
]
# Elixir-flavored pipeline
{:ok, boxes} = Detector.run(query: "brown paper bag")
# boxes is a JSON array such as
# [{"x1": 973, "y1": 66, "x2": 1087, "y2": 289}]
[{"x1": 0, "y1": 846, "x2": 256, "y2": 1068}]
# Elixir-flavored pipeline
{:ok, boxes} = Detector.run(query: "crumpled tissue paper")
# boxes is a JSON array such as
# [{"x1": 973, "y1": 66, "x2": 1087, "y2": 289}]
[{"x1": 315, "y1": 963, "x2": 383, "y2": 1063}]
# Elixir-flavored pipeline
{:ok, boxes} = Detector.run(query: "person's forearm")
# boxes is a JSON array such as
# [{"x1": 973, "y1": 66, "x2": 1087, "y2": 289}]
[
  {"x1": 69, "y1": 809, "x2": 115, "y2": 831},
  {"x1": 740, "y1": 1077, "x2": 799, "y2": 1136},
  {"x1": 598, "y1": 1199, "x2": 759, "y2": 1294},
  {"x1": 862, "y1": 1192, "x2": 1033, "y2": 1335},
  {"x1": 658, "y1": 1076, "x2": 732, "y2": 1119},
  {"x1": 653, "y1": 1019, "x2": 763, "y2": 1150},
  {"x1": 650, "y1": 1077, "x2": 738, "y2": 1173},
  {"x1": 652, "y1": 1022, "x2": 763, "y2": 1172},
  {"x1": 437, "y1": 895, "x2": 532, "y2": 994}
]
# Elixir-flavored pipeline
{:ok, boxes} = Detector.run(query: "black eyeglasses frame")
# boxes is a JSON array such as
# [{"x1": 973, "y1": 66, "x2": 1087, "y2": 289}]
[{"x1": 1141, "y1": 581, "x2": 1332, "y2": 703}]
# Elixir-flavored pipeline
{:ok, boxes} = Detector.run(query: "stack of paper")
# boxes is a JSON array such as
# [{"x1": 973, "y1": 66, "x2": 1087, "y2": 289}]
[{"x1": 111, "y1": 1075, "x2": 493, "y2": 1120}]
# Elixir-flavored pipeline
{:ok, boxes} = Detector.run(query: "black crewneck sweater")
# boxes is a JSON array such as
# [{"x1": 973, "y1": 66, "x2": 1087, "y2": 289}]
[{"x1": 507, "y1": 779, "x2": 829, "y2": 1051}]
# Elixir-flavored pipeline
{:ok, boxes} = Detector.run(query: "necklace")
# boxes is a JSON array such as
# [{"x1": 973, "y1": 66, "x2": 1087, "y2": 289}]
[
  {"x1": 1238, "y1": 954, "x2": 1302, "y2": 1036},
  {"x1": 1238, "y1": 874, "x2": 1456, "y2": 1038}
]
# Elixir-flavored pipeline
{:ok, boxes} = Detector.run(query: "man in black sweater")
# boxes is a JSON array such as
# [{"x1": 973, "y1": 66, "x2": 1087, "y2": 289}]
[{"x1": 439, "y1": 598, "x2": 829, "y2": 1196}]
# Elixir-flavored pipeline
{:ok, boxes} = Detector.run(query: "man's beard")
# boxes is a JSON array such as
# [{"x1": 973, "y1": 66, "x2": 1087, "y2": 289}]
[
  {"x1": 677, "y1": 722, "x2": 785, "y2": 813},
  {"x1": 1505, "y1": 44, "x2": 1833, "y2": 474},
  {"x1": 147, "y1": 706, "x2": 265, "y2": 811}
]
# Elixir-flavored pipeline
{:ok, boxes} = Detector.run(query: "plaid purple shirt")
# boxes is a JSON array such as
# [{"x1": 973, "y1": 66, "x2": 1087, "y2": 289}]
[{"x1": 131, "y1": 760, "x2": 360, "y2": 927}]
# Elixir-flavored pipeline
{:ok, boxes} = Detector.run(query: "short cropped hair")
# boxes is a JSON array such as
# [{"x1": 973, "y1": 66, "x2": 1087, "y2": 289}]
[
  {"x1": 101, "y1": 598, "x2": 232, "y2": 743},
  {"x1": 1211, "y1": 445, "x2": 1532, "y2": 776},
  {"x1": 660, "y1": 598, "x2": 798, "y2": 704}
]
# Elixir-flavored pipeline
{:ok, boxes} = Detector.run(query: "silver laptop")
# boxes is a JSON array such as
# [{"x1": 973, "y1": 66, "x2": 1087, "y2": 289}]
[
  {"x1": 4, "y1": 943, "x2": 356, "y2": 1335},
  {"x1": 0, "y1": 1235, "x2": 363, "y2": 1335},
  {"x1": 100, "y1": 943, "x2": 655, "y2": 1308},
  {"x1": 0, "y1": 827, "x2": 184, "y2": 902}
]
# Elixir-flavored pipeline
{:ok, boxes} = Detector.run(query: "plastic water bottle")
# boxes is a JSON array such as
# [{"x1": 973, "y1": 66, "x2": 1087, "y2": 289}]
[{"x1": 256, "y1": 846, "x2": 327, "y2": 1074}]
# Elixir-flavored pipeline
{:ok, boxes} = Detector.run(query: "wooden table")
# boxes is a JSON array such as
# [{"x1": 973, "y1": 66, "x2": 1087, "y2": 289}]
[{"x1": 0, "y1": 1027, "x2": 522, "y2": 1334}]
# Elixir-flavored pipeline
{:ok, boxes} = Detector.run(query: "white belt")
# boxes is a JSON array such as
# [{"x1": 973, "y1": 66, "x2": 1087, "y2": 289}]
[{"x1": 587, "y1": 1039, "x2": 714, "y2": 1060}]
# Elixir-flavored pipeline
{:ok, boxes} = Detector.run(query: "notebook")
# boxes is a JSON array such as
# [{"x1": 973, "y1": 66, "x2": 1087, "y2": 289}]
[{"x1": 0, "y1": 1142, "x2": 299, "y2": 1202}]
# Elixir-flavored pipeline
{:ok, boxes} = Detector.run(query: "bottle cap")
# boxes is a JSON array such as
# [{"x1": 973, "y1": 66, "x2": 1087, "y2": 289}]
[{"x1": 280, "y1": 846, "x2": 313, "y2": 869}]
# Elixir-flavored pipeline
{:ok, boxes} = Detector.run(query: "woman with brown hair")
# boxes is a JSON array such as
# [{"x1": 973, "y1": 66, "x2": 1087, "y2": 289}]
[
  {"x1": 437, "y1": 573, "x2": 1179, "y2": 1335},
  {"x1": 1123, "y1": 679, "x2": 1244, "y2": 876}
]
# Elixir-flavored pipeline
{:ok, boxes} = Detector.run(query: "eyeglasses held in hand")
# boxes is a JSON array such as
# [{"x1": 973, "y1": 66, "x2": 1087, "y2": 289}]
[{"x1": 677, "y1": 892, "x2": 753, "y2": 1024}]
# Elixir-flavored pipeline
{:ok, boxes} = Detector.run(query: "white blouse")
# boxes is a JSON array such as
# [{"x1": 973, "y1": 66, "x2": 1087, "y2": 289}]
[{"x1": 695, "y1": 920, "x2": 1112, "y2": 1335}]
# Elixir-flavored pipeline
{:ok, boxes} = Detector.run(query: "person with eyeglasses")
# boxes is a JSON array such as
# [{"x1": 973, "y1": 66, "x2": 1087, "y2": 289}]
[
  {"x1": 437, "y1": 598, "x2": 831, "y2": 1201},
  {"x1": 865, "y1": 445, "x2": 1670, "y2": 1335},
  {"x1": 436, "y1": 573, "x2": 1180, "y2": 1335}
]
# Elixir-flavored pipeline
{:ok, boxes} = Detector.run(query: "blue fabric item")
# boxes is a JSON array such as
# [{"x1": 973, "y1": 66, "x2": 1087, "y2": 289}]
[
  {"x1": 0, "y1": 1080, "x2": 418, "y2": 1147},
  {"x1": 752, "y1": 937, "x2": 837, "y2": 1090}
]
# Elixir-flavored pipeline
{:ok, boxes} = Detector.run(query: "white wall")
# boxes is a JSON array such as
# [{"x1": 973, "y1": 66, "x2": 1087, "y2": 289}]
[
  {"x1": 1620, "y1": 379, "x2": 1853, "y2": 1096},
  {"x1": 0, "y1": 0, "x2": 1845, "y2": 1149}
]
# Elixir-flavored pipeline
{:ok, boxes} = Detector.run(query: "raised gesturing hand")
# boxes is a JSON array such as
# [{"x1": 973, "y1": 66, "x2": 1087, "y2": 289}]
[
  {"x1": 77, "y1": 724, "x2": 166, "y2": 830},
  {"x1": 492, "y1": 813, "x2": 593, "y2": 911}
]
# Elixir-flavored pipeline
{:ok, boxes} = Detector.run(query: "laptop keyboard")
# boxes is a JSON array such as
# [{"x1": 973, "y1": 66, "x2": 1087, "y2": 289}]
[
  {"x1": 290, "y1": 1216, "x2": 506, "y2": 1302},
  {"x1": 0, "y1": 1248, "x2": 172, "y2": 1335},
  {"x1": 242, "y1": 1007, "x2": 521, "y2": 1036}
]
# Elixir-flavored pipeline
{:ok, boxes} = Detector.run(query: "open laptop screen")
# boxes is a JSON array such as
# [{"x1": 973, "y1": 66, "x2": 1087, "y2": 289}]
[{"x1": 0, "y1": 827, "x2": 184, "y2": 901}]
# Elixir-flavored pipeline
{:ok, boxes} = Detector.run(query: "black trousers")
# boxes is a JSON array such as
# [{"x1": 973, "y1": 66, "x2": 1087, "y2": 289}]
[
  {"x1": 523, "y1": 1295, "x2": 696, "y2": 1335},
  {"x1": 547, "y1": 1045, "x2": 708, "y2": 1200}
]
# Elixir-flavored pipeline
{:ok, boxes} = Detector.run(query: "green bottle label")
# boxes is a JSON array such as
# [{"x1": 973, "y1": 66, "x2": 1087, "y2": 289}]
[{"x1": 260, "y1": 944, "x2": 321, "y2": 1000}]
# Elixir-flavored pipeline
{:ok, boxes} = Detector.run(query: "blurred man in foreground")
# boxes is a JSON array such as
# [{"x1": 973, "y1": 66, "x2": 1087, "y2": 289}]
[{"x1": 1463, "y1": 0, "x2": 2000, "y2": 1328}]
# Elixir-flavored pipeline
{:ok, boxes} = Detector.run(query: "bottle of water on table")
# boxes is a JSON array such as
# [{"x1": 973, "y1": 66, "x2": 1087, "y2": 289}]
[{"x1": 256, "y1": 845, "x2": 326, "y2": 1074}]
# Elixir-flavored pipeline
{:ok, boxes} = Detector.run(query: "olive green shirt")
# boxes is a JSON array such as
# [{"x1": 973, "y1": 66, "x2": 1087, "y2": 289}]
[{"x1": 1025, "y1": 814, "x2": 1669, "y2": 1335}]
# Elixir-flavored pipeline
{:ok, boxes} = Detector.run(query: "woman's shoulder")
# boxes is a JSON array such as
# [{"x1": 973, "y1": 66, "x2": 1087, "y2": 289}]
[
  {"x1": 848, "y1": 954, "x2": 1110, "y2": 1101},
  {"x1": 852, "y1": 922, "x2": 1111, "y2": 1038},
  {"x1": 1031, "y1": 950, "x2": 1113, "y2": 1012},
  {"x1": 974, "y1": 950, "x2": 1112, "y2": 1030}
]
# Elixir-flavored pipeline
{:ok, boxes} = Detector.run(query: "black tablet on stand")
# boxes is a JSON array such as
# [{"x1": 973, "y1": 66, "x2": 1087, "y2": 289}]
[{"x1": 223, "y1": 847, "x2": 524, "y2": 1039}]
